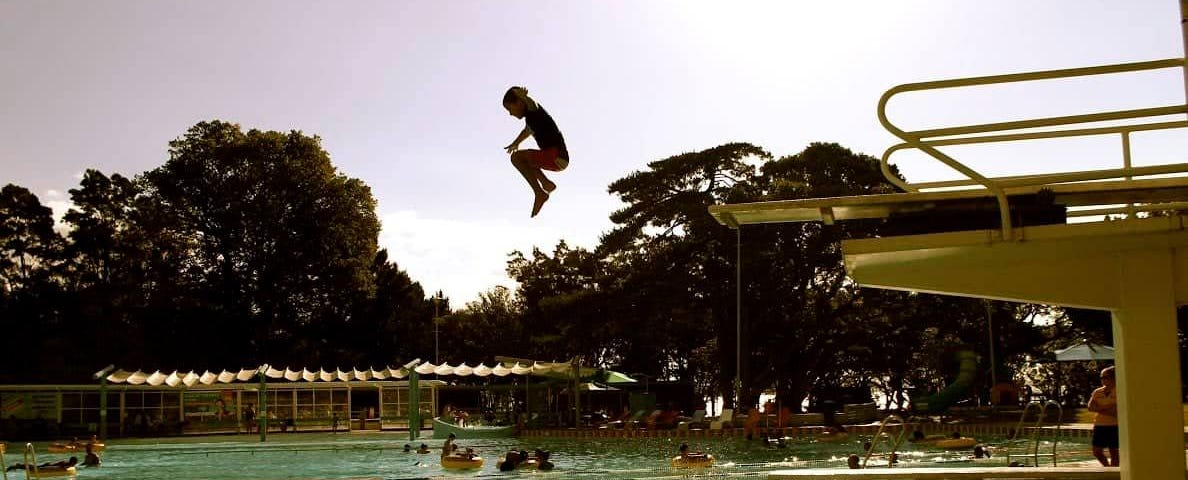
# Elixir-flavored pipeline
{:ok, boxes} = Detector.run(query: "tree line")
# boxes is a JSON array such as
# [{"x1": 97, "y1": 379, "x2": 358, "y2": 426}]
[{"x1": 2, "y1": 120, "x2": 1167, "y2": 409}]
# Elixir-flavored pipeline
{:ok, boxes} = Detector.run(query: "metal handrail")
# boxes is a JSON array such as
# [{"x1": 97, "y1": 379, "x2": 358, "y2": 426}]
[
  {"x1": 878, "y1": 57, "x2": 1188, "y2": 240},
  {"x1": 23, "y1": 443, "x2": 36, "y2": 479},
  {"x1": 1006, "y1": 400, "x2": 1062, "y2": 467},
  {"x1": 862, "y1": 414, "x2": 909, "y2": 468}
]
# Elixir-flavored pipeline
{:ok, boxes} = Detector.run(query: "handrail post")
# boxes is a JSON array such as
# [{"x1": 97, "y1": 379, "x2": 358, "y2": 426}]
[
  {"x1": 1180, "y1": 0, "x2": 1188, "y2": 110},
  {"x1": 23, "y1": 443, "x2": 36, "y2": 478},
  {"x1": 863, "y1": 414, "x2": 907, "y2": 468},
  {"x1": 1122, "y1": 131, "x2": 1135, "y2": 218}
]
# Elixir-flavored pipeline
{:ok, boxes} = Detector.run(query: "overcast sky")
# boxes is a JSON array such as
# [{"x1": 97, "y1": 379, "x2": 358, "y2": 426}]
[{"x1": 3, "y1": 1, "x2": 1185, "y2": 303}]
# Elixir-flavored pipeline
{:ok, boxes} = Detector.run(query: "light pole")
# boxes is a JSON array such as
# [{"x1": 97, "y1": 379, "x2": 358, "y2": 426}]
[
  {"x1": 735, "y1": 227, "x2": 742, "y2": 409},
  {"x1": 432, "y1": 291, "x2": 444, "y2": 365},
  {"x1": 92, "y1": 365, "x2": 115, "y2": 441}
]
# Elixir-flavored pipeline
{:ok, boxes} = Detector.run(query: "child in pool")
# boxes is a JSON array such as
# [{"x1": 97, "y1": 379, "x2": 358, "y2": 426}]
[{"x1": 502, "y1": 86, "x2": 569, "y2": 217}]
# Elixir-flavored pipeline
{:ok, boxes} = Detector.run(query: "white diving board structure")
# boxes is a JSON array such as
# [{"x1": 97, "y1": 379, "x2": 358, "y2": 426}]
[{"x1": 710, "y1": 9, "x2": 1188, "y2": 480}]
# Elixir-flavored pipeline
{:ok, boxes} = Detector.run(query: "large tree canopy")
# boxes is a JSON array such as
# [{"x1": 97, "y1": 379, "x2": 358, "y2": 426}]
[
  {"x1": 1, "y1": 121, "x2": 430, "y2": 382},
  {"x1": 3, "y1": 128, "x2": 1129, "y2": 408}
]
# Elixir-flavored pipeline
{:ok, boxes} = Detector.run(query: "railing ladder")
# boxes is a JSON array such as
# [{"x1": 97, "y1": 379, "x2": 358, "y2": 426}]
[
  {"x1": 23, "y1": 442, "x2": 38, "y2": 480},
  {"x1": 1007, "y1": 400, "x2": 1062, "y2": 467},
  {"x1": 862, "y1": 414, "x2": 909, "y2": 468}
]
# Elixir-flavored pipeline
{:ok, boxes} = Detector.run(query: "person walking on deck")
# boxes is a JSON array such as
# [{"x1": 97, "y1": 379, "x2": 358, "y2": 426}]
[{"x1": 1087, "y1": 365, "x2": 1119, "y2": 466}]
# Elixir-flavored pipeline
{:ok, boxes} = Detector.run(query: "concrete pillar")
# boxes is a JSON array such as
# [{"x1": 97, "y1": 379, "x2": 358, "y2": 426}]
[{"x1": 1112, "y1": 247, "x2": 1185, "y2": 480}]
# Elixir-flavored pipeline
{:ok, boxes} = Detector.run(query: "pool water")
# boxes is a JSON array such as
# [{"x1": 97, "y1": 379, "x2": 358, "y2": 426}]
[{"x1": 0, "y1": 432, "x2": 1097, "y2": 479}]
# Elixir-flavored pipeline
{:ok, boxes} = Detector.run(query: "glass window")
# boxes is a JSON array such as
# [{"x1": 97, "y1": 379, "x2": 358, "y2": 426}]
[{"x1": 61, "y1": 392, "x2": 82, "y2": 409}]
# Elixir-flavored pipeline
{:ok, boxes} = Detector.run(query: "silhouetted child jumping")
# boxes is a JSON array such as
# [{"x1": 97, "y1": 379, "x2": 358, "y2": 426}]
[{"x1": 502, "y1": 86, "x2": 569, "y2": 217}]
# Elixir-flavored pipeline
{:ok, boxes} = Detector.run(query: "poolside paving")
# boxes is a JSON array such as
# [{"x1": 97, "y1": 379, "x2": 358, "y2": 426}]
[{"x1": 769, "y1": 466, "x2": 1120, "y2": 479}]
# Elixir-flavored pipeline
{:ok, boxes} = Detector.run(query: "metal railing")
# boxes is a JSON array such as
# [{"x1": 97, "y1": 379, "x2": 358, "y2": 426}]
[
  {"x1": 862, "y1": 414, "x2": 910, "y2": 468},
  {"x1": 1006, "y1": 400, "x2": 1063, "y2": 467},
  {"x1": 22, "y1": 443, "x2": 37, "y2": 479},
  {"x1": 878, "y1": 57, "x2": 1188, "y2": 240}
]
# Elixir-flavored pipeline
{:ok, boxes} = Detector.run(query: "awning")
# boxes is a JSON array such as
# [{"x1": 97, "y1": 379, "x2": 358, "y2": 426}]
[
  {"x1": 104, "y1": 360, "x2": 621, "y2": 387},
  {"x1": 106, "y1": 366, "x2": 412, "y2": 386}
]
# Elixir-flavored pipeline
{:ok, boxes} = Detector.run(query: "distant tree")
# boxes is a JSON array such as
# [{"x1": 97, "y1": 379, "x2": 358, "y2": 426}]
[
  {"x1": 507, "y1": 241, "x2": 610, "y2": 362},
  {"x1": 736, "y1": 143, "x2": 900, "y2": 410},
  {"x1": 59, "y1": 170, "x2": 148, "y2": 373},
  {"x1": 0, "y1": 184, "x2": 67, "y2": 381},
  {"x1": 439, "y1": 286, "x2": 522, "y2": 363},
  {"x1": 600, "y1": 143, "x2": 768, "y2": 404},
  {"x1": 143, "y1": 120, "x2": 381, "y2": 365},
  {"x1": 0, "y1": 184, "x2": 62, "y2": 289},
  {"x1": 340, "y1": 249, "x2": 434, "y2": 367}
]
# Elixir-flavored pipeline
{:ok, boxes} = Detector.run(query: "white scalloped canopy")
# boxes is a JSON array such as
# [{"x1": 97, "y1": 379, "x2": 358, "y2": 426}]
[{"x1": 105, "y1": 360, "x2": 601, "y2": 386}]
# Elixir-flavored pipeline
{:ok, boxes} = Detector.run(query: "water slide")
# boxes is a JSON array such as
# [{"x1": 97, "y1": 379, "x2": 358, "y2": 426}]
[{"x1": 912, "y1": 350, "x2": 978, "y2": 413}]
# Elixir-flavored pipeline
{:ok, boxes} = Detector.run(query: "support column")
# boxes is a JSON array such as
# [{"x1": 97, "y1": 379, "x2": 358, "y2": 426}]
[
  {"x1": 1180, "y1": 0, "x2": 1188, "y2": 108},
  {"x1": 408, "y1": 371, "x2": 420, "y2": 442},
  {"x1": 1112, "y1": 248, "x2": 1184, "y2": 480}
]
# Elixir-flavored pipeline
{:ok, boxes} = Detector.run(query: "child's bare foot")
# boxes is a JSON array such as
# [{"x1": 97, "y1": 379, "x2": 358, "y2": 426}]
[
  {"x1": 541, "y1": 179, "x2": 557, "y2": 193},
  {"x1": 531, "y1": 191, "x2": 549, "y2": 217}
]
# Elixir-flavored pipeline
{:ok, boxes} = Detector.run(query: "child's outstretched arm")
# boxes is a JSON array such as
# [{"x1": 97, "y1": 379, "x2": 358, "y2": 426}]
[{"x1": 505, "y1": 127, "x2": 532, "y2": 153}]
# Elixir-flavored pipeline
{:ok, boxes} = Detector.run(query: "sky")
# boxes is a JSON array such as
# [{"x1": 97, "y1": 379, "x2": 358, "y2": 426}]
[{"x1": 2, "y1": 1, "x2": 1186, "y2": 304}]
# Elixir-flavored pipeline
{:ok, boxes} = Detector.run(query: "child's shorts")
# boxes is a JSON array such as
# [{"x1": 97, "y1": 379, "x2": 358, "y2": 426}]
[{"x1": 532, "y1": 148, "x2": 569, "y2": 172}]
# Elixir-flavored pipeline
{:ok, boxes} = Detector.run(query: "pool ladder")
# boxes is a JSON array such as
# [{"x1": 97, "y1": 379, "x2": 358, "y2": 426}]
[
  {"x1": 1006, "y1": 400, "x2": 1062, "y2": 467},
  {"x1": 8, "y1": 443, "x2": 74, "y2": 480},
  {"x1": 862, "y1": 414, "x2": 910, "y2": 468}
]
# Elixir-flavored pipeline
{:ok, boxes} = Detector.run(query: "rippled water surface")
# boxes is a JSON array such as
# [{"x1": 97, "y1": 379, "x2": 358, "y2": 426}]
[{"x1": 1, "y1": 431, "x2": 1096, "y2": 479}]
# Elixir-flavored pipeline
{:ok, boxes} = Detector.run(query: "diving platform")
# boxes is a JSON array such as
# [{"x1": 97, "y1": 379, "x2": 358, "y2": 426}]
[
  {"x1": 709, "y1": 176, "x2": 1188, "y2": 230},
  {"x1": 708, "y1": 34, "x2": 1188, "y2": 480}
]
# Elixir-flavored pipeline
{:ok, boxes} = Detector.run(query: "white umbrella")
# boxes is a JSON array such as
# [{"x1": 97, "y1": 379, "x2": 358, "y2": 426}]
[{"x1": 1054, "y1": 343, "x2": 1115, "y2": 361}]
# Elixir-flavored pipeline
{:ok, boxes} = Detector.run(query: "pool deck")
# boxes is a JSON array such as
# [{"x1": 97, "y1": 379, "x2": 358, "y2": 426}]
[
  {"x1": 767, "y1": 466, "x2": 1120, "y2": 479},
  {"x1": 522, "y1": 423, "x2": 1105, "y2": 440}
]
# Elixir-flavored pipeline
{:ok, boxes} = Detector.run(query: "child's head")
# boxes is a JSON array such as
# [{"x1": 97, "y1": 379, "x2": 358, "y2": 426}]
[
  {"x1": 503, "y1": 86, "x2": 537, "y2": 118},
  {"x1": 679, "y1": 443, "x2": 689, "y2": 453}
]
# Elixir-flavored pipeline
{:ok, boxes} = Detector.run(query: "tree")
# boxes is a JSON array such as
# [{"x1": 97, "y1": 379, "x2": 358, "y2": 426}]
[
  {"x1": 0, "y1": 184, "x2": 67, "y2": 380},
  {"x1": 142, "y1": 120, "x2": 381, "y2": 365},
  {"x1": 347, "y1": 249, "x2": 434, "y2": 366},
  {"x1": 600, "y1": 143, "x2": 768, "y2": 404},
  {"x1": 0, "y1": 184, "x2": 62, "y2": 290}
]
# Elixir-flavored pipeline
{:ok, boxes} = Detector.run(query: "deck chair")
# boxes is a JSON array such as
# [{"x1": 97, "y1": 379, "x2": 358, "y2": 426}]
[
  {"x1": 709, "y1": 408, "x2": 734, "y2": 431},
  {"x1": 638, "y1": 409, "x2": 662, "y2": 429},
  {"x1": 612, "y1": 409, "x2": 647, "y2": 429},
  {"x1": 677, "y1": 409, "x2": 707, "y2": 431}
]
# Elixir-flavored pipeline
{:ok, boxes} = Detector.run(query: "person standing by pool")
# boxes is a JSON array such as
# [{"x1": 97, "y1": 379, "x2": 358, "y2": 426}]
[
  {"x1": 243, "y1": 403, "x2": 256, "y2": 433},
  {"x1": 1087, "y1": 365, "x2": 1119, "y2": 466}
]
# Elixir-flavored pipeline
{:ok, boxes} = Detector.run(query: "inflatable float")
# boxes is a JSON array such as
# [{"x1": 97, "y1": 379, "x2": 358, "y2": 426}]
[
  {"x1": 671, "y1": 454, "x2": 714, "y2": 468},
  {"x1": 442, "y1": 455, "x2": 484, "y2": 469}
]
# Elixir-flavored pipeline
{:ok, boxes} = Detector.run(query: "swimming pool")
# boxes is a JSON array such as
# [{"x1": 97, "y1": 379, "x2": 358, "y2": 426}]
[{"x1": 1, "y1": 432, "x2": 1098, "y2": 479}]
